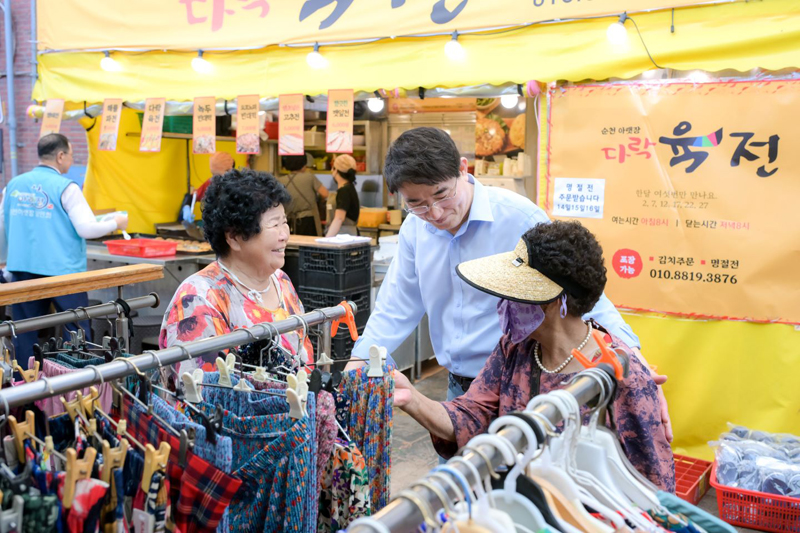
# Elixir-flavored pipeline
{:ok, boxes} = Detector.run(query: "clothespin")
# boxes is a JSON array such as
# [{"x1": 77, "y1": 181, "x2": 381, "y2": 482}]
[
  {"x1": 178, "y1": 429, "x2": 193, "y2": 469},
  {"x1": 309, "y1": 369, "x2": 322, "y2": 394},
  {"x1": 12, "y1": 360, "x2": 39, "y2": 384},
  {"x1": 571, "y1": 330, "x2": 626, "y2": 381},
  {"x1": 216, "y1": 356, "x2": 233, "y2": 387},
  {"x1": 116, "y1": 420, "x2": 128, "y2": 439},
  {"x1": 287, "y1": 388, "x2": 305, "y2": 420},
  {"x1": 8, "y1": 410, "x2": 35, "y2": 463},
  {"x1": 79, "y1": 386, "x2": 100, "y2": 419},
  {"x1": 331, "y1": 302, "x2": 359, "y2": 341},
  {"x1": 286, "y1": 373, "x2": 298, "y2": 392},
  {"x1": 182, "y1": 369, "x2": 204, "y2": 404},
  {"x1": 367, "y1": 345, "x2": 387, "y2": 377},
  {"x1": 252, "y1": 366, "x2": 267, "y2": 382},
  {"x1": 61, "y1": 394, "x2": 84, "y2": 423},
  {"x1": 233, "y1": 378, "x2": 253, "y2": 392},
  {"x1": 0, "y1": 494, "x2": 24, "y2": 533},
  {"x1": 316, "y1": 350, "x2": 335, "y2": 367},
  {"x1": 62, "y1": 447, "x2": 98, "y2": 509},
  {"x1": 101, "y1": 439, "x2": 128, "y2": 484},
  {"x1": 141, "y1": 442, "x2": 170, "y2": 493}
]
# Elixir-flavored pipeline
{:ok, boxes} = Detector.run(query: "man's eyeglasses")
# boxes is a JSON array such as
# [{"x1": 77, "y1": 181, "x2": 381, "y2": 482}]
[{"x1": 404, "y1": 179, "x2": 459, "y2": 216}]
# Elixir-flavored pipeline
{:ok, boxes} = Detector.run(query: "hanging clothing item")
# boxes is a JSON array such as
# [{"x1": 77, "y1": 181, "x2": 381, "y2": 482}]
[
  {"x1": 318, "y1": 439, "x2": 370, "y2": 533},
  {"x1": 201, "y1": 372, "x2": 288, "y2": 419},
  {"x1": 221, "y1": 394, "x2": 318, "y2": 533},
  {"x1": 336, "y1": 365, "x2": 394, "y2": 511},
  {"x1": 159, "y1": 262, "x2": 313, "y2": 383},
  {"x1": 29, "y1": 355, "x2": 114, "y2": 416},
  {"x1": 122, "y1": 398, "x2": 243, "y2": 533},
  {"x1": 431, "y1": 321, "x2": 676, "y2": 493},
  {"x1": 58, "y1": 477, "x2": 109, "y2": 533},
  {"x1": 315, "y1": 391, "x2": 337, "y2": 492}
]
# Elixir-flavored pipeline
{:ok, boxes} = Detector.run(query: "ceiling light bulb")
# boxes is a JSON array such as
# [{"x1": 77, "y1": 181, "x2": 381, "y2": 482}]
[
  {"x1": 307, "y1": 44, "x2": 329, "y2": 69},
  {"x1": 501, "y1": 95, "x2": 519, "y2": 109},
  {"x1": 606, "y1": 13, "x2": 629, "y2": 47},
  {"x1": 367, "y1": 98, "x2": 385, "y2": 113},
  {"x1": 518, "y1": 101, "x2": 527, "y2": 112},
  {"x1": 444, "y1": 32, "x2": 466, "y2": 61},
  {"x1": 191, "y1": 51, "x2": 214, "y2": 74},
  {"x1": 100, "y1": 51, "x2": 122, "y2": 72}
]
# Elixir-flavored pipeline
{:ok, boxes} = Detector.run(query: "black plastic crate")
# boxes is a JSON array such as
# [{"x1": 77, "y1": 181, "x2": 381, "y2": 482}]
[
  {"x1": 298, "y1": 285, "x2": 370, "y2": 329},
  {"x1": 310, "y1": 326, "x2": 365, "y2": 372},
  {"x1": 298, "y1": 245, "x2": 371, "y2": 291}
]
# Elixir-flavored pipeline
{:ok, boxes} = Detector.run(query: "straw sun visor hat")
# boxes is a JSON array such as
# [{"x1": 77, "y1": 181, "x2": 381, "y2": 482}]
[{"x1": 456, "y1": 237, "x2": 588, "y2": 304}]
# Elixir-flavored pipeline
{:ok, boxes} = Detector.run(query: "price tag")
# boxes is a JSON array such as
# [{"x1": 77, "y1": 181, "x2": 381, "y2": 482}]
[
  {"x1": 326, "y1": 89, "x2": 354, "y2": 153},
  {"x1": 39, "y1": 99, "x2": 64, "y2": 137},
  {"x1": 98, "y1": 99, "x2": 123, "y2": 151},
  {"x1": 193, "y1": 96, "x2": 216, "y2": 154},
  {"x1": 236, "y1": 94, "x2": 260, "y2": 154},
  {"x1": 140, "y1": 97, "x2": 166, "y2": 152},
  {"x1": 278, "y1": 94, "x2": 304, "y2": 155}
]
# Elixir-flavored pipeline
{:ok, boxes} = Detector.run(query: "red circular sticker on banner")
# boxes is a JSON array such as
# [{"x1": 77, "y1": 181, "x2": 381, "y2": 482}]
[{"x1": 612, "y1": 249, "x2": 643, "y2": 279}]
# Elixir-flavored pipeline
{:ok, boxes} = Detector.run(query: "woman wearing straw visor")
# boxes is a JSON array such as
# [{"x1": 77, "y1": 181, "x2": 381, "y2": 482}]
[{"x1": 393, "y1": 220, "x2": 675, "y2": 491}]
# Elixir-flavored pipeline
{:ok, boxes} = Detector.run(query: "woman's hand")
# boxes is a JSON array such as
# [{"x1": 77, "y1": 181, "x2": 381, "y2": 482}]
[{"x1": 393, "y1": 369, "x2": 416, "y2": 408}]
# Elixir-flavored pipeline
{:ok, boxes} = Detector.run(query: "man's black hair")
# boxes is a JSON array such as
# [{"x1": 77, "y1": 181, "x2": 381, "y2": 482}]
[
  {"x1": 38, "y1": 133, "x2": 71, "y2": 159},
  {"x1": 384, "y1": 127, "x2": 461, "y2": 193}
]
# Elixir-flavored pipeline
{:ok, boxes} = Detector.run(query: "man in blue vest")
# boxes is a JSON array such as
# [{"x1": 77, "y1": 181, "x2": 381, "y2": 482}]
[{"x1": 0, "y1": 133, "x2": 128, "y2": 368}]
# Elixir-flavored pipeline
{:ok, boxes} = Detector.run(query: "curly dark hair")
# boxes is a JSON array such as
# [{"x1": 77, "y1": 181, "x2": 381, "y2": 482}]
[
  {"x1": 202, "y1": 168, "x2": 291, "y2": 257},
  {"x1": 523, "y1": 220, "x2": 607, "y2": 316}
]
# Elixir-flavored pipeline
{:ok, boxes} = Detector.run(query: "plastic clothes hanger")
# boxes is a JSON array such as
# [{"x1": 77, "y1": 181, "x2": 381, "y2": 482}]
[
  {"x1": 434, "y1": 463, "x2": 506, "y2": 533},
  {"x1": 484, "y1": 419, "x2": 550, "y2": 532},
  {"x1": 394, "y1": 489, "x2": 440, "y2": 532},
  {"x1": 62, "y1": 447, "x2": 98, "y2": 509}
]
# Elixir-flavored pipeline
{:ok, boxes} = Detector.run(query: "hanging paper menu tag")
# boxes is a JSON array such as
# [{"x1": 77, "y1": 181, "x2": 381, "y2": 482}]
[
  {"x1": 278, "y1": 94, "x2": 304, "y2": 155},
  {"x1": 98, "y1": 98, "x2": 123, "y2": 151},
  {"x1": 193, "y1": 96, "x2": 216, "y2": 154},
  {"x1": 326, "y1": 89, "x2": 354, "y2": 153},
  {"x1": 236, "y1": 94, "x2": 260, "y2": 154},
  {"x1": 39, "y1": 99, "x2": 64, "y2": 137},
  {"x1": 140, "y1": 97, "x2": 166, "y2": 152}
]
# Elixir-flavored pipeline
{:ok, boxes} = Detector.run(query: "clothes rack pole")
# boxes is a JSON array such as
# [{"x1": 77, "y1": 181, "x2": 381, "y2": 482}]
[
  {"x1": 348, "y1": 356, "x2": 629, "y2": 533},
  {"x1": 0, "y1": 302, "x2": 357, "y2": 411},
  {"x1": 0, "y1": 294, "x2": 160, "y2": 338}
]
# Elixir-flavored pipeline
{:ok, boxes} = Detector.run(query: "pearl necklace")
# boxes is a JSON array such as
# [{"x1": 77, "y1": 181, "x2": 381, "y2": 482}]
[
  {"x1": 218, "y1": 260, "x2": 272, "y2": 304},
  {"x1": 534, "y1": 321, "x2": 592, "y2": 374}
]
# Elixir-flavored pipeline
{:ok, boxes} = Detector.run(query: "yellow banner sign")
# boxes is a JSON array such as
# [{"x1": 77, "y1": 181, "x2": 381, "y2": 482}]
[
  {"x1": 278, "y1": 94, "x2": 304, "y2": 156},
  {"x1": 326, "y1": 89, "x2": 353, "y2": 154},
  {"x1": 543, "y1": 80, "x2": 800, "y2": 324},
  {"x1": 236, "y1": 94, "x2": 260, "y2": 154},
  {"x1": 193, "y1": 96, "x2": 216, "y2": 154},
  {"x1": 140, "y1": 97, "x2": 166, "y2": 152},
  {"x1": 39, "y1": 99, "x2": 64, "y2": 137},
  {"x1": 37, "y1": 0, "x2": 716, "y2": 51},
  {"x1": 98, "y1": 99, "x2": 123, "y2": 151}
]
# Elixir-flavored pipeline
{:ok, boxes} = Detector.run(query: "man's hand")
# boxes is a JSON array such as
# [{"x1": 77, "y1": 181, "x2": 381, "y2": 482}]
[
  {"x1": 114, "y1": 214, "x2": 129, "y2": 231},
  {"x1": 392, "y1": 369, "x2": 416, "y2": 409},
  {"x1": 631, "y1": 347, "x2": 673, "y2": 443}
]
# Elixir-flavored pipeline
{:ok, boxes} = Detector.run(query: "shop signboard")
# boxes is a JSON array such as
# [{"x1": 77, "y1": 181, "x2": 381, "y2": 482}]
[
  {"x1": 193, "y1": 96, "x2": 216, "y2": 154},
  {"x1": 326, "y1": 89, "x2": 353, "y2": 154},
  {"x1": 236, "y1": 94, "x2": 260, "y2": 154},
  {"x1": 140, "y1": 97, "x2": 166, "y2": 152},
  {"x1": 278, "y1": 94, "x2": 304, "y2": 156},
  {"x1": 39, "y1": 99, "x2": 64, "y2": 137},
  {"x1": 39, "y1": 0, "x2": 717, "y2": 51},
  {"x1": 98, "y1": 98, "x2": 123, "y2": 151},
  {"x1": 543, "y1": 80, "x2": 800, "y2": 324}
]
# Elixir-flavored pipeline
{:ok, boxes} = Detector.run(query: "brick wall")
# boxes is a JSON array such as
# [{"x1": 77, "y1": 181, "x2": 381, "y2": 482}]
[{"x1": 0, "y1": 0, "x2": 89, "y2": 186}]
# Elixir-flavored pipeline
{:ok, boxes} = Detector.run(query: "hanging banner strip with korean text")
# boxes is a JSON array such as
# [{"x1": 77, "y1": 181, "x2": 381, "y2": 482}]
[{"x1": 543, "y1": 80, "x2": 800, "y2": 324}]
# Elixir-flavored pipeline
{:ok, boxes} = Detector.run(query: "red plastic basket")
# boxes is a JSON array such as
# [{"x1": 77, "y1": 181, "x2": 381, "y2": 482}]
[
  {"x1": 710, "y1": 461, "x2": 800, "y2": 533},
  {"x1": 104, "y1": 238, "x2": 177, "y2": 258},
  {"x1": 674, "y1": 454, "x2": 713, "y2": 506}
]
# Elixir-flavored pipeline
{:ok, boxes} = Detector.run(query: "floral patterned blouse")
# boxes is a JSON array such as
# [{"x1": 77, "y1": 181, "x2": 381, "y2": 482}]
[
  {"x1": 432, "y1": 321, "x2": 676, "y2": 493},
  {"x1": 159, "y1": 261, "x2": 313, "y2": 381}
]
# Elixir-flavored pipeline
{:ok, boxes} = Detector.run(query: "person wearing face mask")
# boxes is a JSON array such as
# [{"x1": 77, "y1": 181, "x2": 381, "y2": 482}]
[
  {"x1": 392, "y1": 220, "x2": 676, "y2": 492},
  {"x1": 348, "y1": 127, "x2": 673, "y2": 444},
  {"x1": 159, "y1": 168, "x2": 312, "y2": 387}
]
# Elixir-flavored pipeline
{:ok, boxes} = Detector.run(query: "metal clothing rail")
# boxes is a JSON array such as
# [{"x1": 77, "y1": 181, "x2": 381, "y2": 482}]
[
  {"x1": 0, "y1": 294, "x2": 160, "y2": 338},
  {"x1": 0, "y1": 302, "x2": 355, "y2": 411},
  {"x1": 350, "y1": 357, "x2": 629, "y2": 533}
]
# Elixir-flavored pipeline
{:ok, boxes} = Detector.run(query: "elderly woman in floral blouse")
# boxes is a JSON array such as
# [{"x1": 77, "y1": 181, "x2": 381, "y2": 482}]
[
  {"x1": 394, "y1": 220, "x2": 675, "y2": 492},
  {"x1": 159, "y1": 168, "x2": 312, "y2": 388}
]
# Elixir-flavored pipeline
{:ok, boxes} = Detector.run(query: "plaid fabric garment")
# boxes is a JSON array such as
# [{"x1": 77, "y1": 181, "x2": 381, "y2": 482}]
[{"x1": 123, "y1": 398, "x2": 243, "y2": 533}]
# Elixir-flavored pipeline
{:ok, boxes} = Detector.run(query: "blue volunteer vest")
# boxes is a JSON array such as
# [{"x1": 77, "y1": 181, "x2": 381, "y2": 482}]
[{"x1": 4, "y1": 166, "x2": 86, "y2": 276}]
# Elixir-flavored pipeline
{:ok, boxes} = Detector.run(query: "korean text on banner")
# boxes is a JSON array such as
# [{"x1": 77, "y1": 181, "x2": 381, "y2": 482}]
[
  {"x1": 140, "y1": 98, "x2": 166, "y2": 152},
  {"x1": 326, "y1": 89, "x2": 354, "y2": 154},
  {"x1": 278, "y1": 94, "x2": 304, "y2": 156},
  {"x1": 39, "y1": 99, "x2": 64, "y2": 137},
  {"x1": 98, "y1": 99, "x2": 123, "y2": 151},
  {"x1": 544, "y1": 80, "x2": 800, "y2": 324},
  {"x1": 236, "y1": 94, "x2": 260, "y2": 154},
  {"x1": 193, "y1": 96, "x2": 216, "y2": 155}
]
